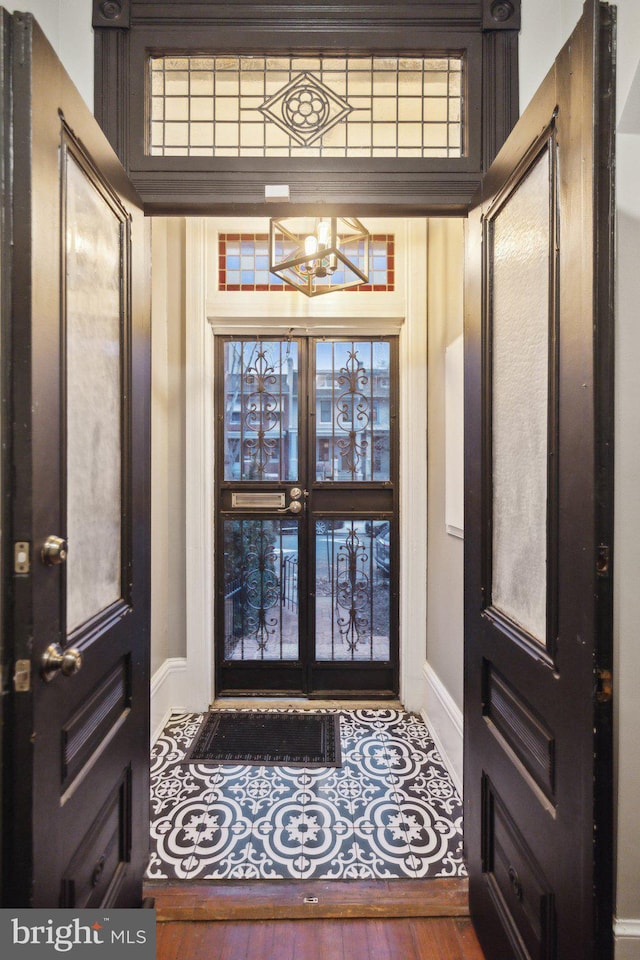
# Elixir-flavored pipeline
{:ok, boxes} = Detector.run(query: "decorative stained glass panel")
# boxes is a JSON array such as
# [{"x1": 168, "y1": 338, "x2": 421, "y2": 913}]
[
  {"x1": 149, "y1": 56, "x2": 463, "y2": 158},
  {"x1": 315, "y1": 340, "x2": 391, "y2": 482},
  {"x1": 219, "y1": 233, "x2": 394, "y2": 292},
  {"x1": 223, "y1": 340, "x2": 299, "y2": 482}
]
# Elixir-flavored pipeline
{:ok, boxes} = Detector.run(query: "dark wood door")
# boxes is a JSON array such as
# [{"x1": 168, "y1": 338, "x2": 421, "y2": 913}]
[
  {"x1": 2, "y1": 13, "x2": 150, "y2": 907},
  {"x1": 215, "y1": 336, "x2": 399, "y2": 698},
  {"x1": 464, "y1": 2, "x2": 614, "y2": 958}
]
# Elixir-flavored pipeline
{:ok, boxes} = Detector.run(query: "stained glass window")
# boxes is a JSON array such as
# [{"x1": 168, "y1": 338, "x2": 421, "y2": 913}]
[
  {"x1": 218, "y1": 233, "x2": 394, "y2": 292},
  {"x1": 149, "y1": 56, "x2": 463, "y2": 158}
]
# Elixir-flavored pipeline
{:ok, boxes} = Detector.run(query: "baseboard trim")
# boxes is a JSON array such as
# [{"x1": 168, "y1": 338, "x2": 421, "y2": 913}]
[
  {"x1": 421, "y1": 660, "x2": 464, "y2": 797},
  {"x1": 615, "y1": 918, "x2": 640, "y2": 938},
  {"x1": 151, "y1": 657, "x2": 189, "y2": 744},
  {"x1": 614, "y1": 916, "x2": 640, "y2": 955},
  {"x1": 614, "y1": 918, "x2": 640, "y2": 959}
]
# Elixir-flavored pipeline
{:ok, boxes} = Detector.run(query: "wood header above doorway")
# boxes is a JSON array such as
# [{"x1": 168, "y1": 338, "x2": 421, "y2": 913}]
[{"x1": 94, "y1": 0, "x2": 521, "y2": 215}]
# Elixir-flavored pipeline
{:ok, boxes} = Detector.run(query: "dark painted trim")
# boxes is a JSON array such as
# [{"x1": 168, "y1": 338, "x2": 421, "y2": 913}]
[
  {"x1": 94, "y1": 0, "x2": 520, "y2": 214},
  {"x1": 592, "y1": 4, "x2": 615, "y2": 957},
  {"x1": 92, "y1": 1, "x2": 130, "y2": 30}
]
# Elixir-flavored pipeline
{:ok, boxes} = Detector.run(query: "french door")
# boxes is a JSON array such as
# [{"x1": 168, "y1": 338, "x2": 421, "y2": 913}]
[{"x1": 215, "y1": 336, "x2": 399, "y2": 697}]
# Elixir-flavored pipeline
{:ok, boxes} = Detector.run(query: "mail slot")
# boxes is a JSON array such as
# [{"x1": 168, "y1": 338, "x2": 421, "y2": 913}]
[{"x1": 231, "y1": 492, "x2": 286, "y2": 509}]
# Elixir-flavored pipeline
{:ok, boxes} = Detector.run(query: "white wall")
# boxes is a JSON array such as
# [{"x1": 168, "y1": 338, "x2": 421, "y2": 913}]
[
  {"x1": 520, "y1": 1, "x2": 640, "y2": 955},
  {"x1": 150, "y1": 219, "x2": 188, "y2": 675},
  {"x1": 421, "y1": 219, "x2": 465, "y2": 791},
  {"x1": 2, "y1": 0, "x2": 93, "y2": 109}
]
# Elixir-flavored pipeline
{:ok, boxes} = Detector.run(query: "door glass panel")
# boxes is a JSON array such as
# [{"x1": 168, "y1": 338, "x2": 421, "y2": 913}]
[
  {"x1": 223, "y1": 340, "x2": 298, "y2": 481},
  {"x1": 491, "y1": 149, "x2": 550, "y2": 643},
  {"x1": 315, "y1": 340, "x2": 390, "y2": 481},
  {"x1": 315, "y1": 520, "x2": 390, "y2": 661},
  {"x1": 65, "y1": 153, "x2": 123, "y2": 634},
  {"x1": 223, "y1": 518, "x2": 299, "y2": 660}
]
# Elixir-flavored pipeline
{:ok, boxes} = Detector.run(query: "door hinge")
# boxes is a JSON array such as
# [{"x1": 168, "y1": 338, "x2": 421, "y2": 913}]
[
  {"x1": 14, "y1": 541, "x2": 30, "y2": 574},
  {"x1": 13, "y1": 659, "x2": 31, "y2": 693},
  {"x1": 596, "y1": 667, "x2": 613, "y2": 704}
]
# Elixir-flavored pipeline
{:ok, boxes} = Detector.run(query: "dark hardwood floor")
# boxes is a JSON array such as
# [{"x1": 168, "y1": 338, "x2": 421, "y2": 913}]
[{"x1": 156, "y1": 917, "x2": 486, "y2": 960}]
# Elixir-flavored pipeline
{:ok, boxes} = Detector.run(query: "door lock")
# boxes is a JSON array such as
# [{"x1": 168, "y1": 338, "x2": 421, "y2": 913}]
[{"x1": 41, "y1": 535, "x2": 67, "y2": 566}]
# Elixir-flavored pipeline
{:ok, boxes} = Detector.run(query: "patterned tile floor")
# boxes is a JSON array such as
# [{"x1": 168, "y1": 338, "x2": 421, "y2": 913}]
[{"x1": 147, "y1": 708, "x2": 465, "y2": 882}]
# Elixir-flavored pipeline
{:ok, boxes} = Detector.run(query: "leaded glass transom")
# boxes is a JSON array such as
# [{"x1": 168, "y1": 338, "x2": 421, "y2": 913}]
[
  {"x1": 149, "y1": 56, "x2": 463, "y2": 158},
  {"x1": 219, "y1": 233, "x2": 394, "y2": 291}
]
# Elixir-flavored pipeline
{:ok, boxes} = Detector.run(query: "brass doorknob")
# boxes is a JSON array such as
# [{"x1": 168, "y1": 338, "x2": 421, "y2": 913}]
[
  {"x1": 41, "y1": 535, "x2": 67, "y2": 566},
  {"x1": 42, "y1": 643, "x2": 82, "y2": 681}
]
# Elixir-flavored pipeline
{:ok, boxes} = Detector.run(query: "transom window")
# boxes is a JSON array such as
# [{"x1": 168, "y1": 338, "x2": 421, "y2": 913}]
[
  {"x1": 218, "y1": 232, "x2": 394, "y2": 292},
  {"x1": 149, "y1": 55, "x2": 463, "y2": 159}
]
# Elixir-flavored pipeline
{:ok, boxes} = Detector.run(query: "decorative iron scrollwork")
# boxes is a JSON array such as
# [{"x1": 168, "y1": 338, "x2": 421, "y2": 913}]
[
  {"x1": 335, "y1": 349, "x2": 370, "y2": 478},
  {"x1": 243, "y1": 347, "x2": 280, "y2": 477},
  {"x1": 244, "y1": 531, "x2": 280, "y2": 653},
  {"x1": 335, "y1": 528, "x2": 372, "y2": 652}
]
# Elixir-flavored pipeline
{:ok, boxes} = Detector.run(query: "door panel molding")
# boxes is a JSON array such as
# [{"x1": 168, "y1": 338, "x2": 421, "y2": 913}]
[
  {"x1": 3, "y1": 12, "x2": 151, "y2": 906},
  {"x1": 464, "y1": 2, "x2": 615, "y2": 957}
]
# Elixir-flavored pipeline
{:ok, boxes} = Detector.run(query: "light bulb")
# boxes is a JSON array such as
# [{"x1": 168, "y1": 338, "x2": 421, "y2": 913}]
[
  {"x1": 304, "y1": 234, "x2": 318, "y2": 256},
  {"x1": 316, "y1": 220, "x2": 331, "y2": 249}
]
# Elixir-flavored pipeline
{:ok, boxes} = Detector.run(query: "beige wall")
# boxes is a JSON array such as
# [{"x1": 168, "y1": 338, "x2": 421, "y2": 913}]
[
  {"x1": 150, "y1": 220, "x2": 188, "y2": 673},
  {"x1": 426, "y1": 219, "x2": 465, "y2": 710}
]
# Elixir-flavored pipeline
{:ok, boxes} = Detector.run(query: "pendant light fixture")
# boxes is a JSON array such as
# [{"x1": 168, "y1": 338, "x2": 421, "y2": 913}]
[{"x1": 269, "y1": 216, "x2": 370, "y2": 296}]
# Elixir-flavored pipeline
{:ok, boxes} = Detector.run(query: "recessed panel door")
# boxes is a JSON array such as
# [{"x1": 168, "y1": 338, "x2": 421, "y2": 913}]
[
  {"x1": 4, "y1": 13, "x2": 150, "y2": 907},
  {"x1": 464, "y1": 2, "x2": 614, "y2": 957},
  {"x1": 215, "y1": 336, "x2": 398, "y2": 697}
]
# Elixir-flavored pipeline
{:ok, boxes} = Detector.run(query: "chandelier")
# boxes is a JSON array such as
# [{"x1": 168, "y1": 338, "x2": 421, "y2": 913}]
[{"x1": 269, "y1": 217, "x2": 370, "y2": 297}]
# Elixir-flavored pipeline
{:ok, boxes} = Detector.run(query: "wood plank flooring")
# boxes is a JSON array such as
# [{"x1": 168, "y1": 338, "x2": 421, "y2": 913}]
[
  {"x1": 147, "y1": 878, "x2": 470, "y2": 921},
  {"x1": 156, "y1": 917, "x2": 486, "y2": 960}
]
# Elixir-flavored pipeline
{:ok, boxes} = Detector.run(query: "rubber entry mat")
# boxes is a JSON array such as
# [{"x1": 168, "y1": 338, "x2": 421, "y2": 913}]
[{"x1": 182, "y1": 711, "x2": 342, "y2": 767}]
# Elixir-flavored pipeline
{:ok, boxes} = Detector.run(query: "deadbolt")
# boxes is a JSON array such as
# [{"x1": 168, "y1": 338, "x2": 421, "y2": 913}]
[
  {"x1": 289, "y1": 487, "x2": 303, "y2": 500},
  {"x1": 41, "y1": 535, "x2": 67, "y2": 566},
  {"x1": 42, "y1": 643, "x2": 82, "y2": 681}
]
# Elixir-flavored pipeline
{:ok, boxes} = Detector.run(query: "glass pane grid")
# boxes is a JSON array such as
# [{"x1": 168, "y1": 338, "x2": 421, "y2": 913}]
[
  {"x1": 149, "y1": 55, "x2": 463, "y2": 158},
  {"x1": 219, "y1": 233, "x2": 394, "y2": 292}
]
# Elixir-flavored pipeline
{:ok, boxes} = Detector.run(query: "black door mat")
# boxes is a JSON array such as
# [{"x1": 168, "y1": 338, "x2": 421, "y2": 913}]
[{"x1": 182, "y1": 711, "x2": 342, "y2": 767}]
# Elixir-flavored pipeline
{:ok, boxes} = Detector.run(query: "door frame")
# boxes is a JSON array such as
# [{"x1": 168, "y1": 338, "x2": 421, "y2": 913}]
[
  {"x1": 212, "y1": 333, "x2": 400, "y2": 698},
  {"x1": 169, "y1": 217, "x2": 428, "y2": 721}
]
